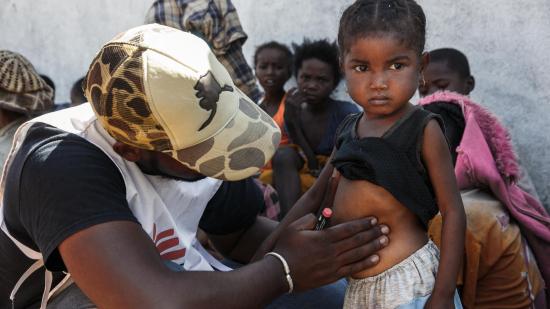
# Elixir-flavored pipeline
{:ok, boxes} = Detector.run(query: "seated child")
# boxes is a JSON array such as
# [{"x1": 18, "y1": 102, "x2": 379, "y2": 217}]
[
  {"x1": 254, "y1": 41, "x2": 293, "y2": 146},
  {"x1": 419, "y1": 47, "x2": 542, "y2": 201},
  {"x1": 261, "y1": 39, "x2": 358, "y2": 217},
  {"x1": 253, "y1": 41, "x2": 294, "y2": 220},
  {"x1": 330, "y1": 1, "x2": 465, "y2": 308},
  {"x1": 418, "y1": 48, "x2": 475, "y2": 97}
]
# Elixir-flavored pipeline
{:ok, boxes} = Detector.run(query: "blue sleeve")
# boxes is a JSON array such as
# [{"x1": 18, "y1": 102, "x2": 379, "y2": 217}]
[
  {"x1": 316, "y1": 100, "x2": 361, "y2": 155},
  {"x1": 336, "y1": 100, "x2": 361, "y2": 122}
]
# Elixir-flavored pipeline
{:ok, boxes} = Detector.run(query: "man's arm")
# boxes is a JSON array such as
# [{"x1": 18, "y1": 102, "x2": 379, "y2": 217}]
[
  {"x1": 251, "y1": 150, "x2": 340, "y2": 261},
  {"x1": 59, "y1": 221, "x2": 285, "y2": 309},
  {"x1": 209, "y1": 216, "x2": 278, "y2": 264},
  {"x1": 198, "y1": 178, "x2": 277, "y2": 263},
  {"x1": 60, "y1": 215, "x2": 387, "y2": 308}
]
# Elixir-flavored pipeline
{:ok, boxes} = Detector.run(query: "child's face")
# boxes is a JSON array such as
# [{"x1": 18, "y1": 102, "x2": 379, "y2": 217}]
[
  {"x1": 342, "y1": 36, "x2": 424, "y2": 117},
  {"x1": 297, "y1": 58, "x2": 336, "y2": 106},
  {"x1": 255, "y1": 48, "x2": 290, "y2": 94},
  {"x1": 418, "y1": 60, "x2": 472, "y2": 97}
]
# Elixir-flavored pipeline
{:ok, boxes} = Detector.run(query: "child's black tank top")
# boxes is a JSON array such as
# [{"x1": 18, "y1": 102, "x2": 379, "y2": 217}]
[{"x1": 332, "y1": 107, "x2": 445, "y2": 228}]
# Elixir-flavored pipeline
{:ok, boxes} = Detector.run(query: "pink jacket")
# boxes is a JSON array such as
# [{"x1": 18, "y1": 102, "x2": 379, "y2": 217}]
[{"x1": 419, "y1": 91, "x2": 550, "y2": 287}]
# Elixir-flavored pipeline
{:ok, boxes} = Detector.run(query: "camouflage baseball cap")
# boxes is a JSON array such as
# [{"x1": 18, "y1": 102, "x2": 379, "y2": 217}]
[
  {"x1": 84, "y1": 24, "x2": 281, "y2": 181},
  {"x1": 0, "y1": 50, "x2": 54, "y2": 116}
]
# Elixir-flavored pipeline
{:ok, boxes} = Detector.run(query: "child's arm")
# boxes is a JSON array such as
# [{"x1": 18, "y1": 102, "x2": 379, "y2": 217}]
[
  {"x1": 284, "y1": 88, "x2": 320, "y2": 172},
  {"x1": 421, "y1": 120, "x2": 466, "y2": 308}
]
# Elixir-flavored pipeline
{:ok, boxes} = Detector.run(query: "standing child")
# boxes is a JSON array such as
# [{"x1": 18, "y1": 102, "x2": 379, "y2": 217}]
[{"x1": 330, "y1": 1, "x2": 466, "y2": 308}]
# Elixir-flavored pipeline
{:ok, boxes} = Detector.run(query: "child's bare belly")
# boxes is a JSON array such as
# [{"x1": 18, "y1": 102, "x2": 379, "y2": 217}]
[{"x1": 332, "y1": 178, "x2": 428, "y2": 279}]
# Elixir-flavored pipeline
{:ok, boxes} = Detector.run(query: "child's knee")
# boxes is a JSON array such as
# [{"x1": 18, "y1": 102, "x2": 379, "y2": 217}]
[{"x1": 272, "y1": 147, "x2": 303, "y2": 169}]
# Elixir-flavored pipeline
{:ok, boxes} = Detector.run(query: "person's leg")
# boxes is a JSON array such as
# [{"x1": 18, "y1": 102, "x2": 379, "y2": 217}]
[
  {"x1": 46, "y1": 261, "x2": 184, "y2": 309},
  {"x1": 271, "y1": 146, "x2": 304, "y2": 218},
  {"x1": 46, "y1": 283, "x2": 96, "y2": 309},
  {"x1": 266, "y1": 279, "x2": 347, "y2": 309}
]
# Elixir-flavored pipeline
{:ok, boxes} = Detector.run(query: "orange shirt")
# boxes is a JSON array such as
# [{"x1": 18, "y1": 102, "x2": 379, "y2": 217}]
[{"x1": 271, "y1": 95, "x2": 289, "y2": 146}]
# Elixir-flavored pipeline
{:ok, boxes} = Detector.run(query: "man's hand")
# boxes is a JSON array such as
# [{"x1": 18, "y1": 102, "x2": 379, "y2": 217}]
[
  {"x1": 272, "y1": 215, "x2": 389, "y2": 292},
  {"x1": 251, "y1": 168, "x2": 341, "y2": 262}
]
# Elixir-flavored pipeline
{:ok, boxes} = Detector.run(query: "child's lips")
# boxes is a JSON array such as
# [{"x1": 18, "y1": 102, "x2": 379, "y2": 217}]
[
  {"x1": 305, "y1": 93, "x2": 318, "y2": 101},
  {"x1": 369, "y1": 96, "x2": 390, "y2": 105}
]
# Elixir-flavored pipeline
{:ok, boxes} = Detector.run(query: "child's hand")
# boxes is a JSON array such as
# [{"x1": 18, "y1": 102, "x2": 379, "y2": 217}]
[
  {"x1": 284, "y1": 87, "x2": 306, "y2": 125},
  {"x1": 424, "y1": 294, "x2": 455, "y2": 309}
]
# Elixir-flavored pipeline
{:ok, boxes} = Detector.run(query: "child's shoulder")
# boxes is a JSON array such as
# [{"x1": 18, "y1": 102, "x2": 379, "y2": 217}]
[
  {"x1": 399, "y1": 106, "x2": 444, "y2": 135},
  {"x1": 334, "y1": 112, "x2": 362, "y2": 150},
  {"x1": 415, "y1": 106, "x2": 445, "y2": 136},
  {"x1": 379, "y1": 106, "x2": 444, "y2": 151}
]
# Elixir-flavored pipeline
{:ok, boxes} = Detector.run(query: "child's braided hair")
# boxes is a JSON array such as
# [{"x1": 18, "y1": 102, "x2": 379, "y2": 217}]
[{"x1": 338, "y1": 0, "x2": 426, "y2": 56}]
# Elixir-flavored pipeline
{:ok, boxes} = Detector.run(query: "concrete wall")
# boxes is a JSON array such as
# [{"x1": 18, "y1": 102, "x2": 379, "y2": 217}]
[
  {"x1": 0, "y1": 0, "x2": 151, "y2": 103},
  {"x1": 1, "y1": 0, "x2": 548, "y2": 208}
]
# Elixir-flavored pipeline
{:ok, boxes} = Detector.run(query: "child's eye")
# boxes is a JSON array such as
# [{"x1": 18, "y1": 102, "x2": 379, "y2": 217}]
[
  {"x1": 353, "y1": 65, "x2": 368, "y2": 72},
  {"x1": 389, "y1": 63, "x2": 404, "y2": 70}
]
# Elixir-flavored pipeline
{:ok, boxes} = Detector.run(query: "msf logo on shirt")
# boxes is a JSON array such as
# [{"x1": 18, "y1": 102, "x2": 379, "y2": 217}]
[{"x1": 153, "y1": 224, "x2": 186, "y2": 261}]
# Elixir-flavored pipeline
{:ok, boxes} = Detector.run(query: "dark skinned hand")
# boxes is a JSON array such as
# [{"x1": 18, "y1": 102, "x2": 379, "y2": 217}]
[
  {"x1": 271, "y1": 214, "x2": 388, "y2": 292},
  {"x1": 262, "y1": 170, "x2": 390, "y2": 292},
  {"x1": 283, "y1": 87, "x2": 306, "y2": 126}
]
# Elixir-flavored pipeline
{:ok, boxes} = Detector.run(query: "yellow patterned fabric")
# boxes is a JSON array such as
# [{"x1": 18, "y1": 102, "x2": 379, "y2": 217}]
[
  {"x1": 429, "y1": 189, "x2": 544, "y2": 309},
  {"x1": 258, "y1": 144, "x2": 328, "y2": 193}
]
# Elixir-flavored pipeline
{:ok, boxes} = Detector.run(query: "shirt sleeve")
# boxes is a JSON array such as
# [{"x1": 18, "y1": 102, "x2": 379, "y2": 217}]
[
  {"x1": 199, "y1": 177, "x2": 265, "y2": 235},
  {"x1": 15, "y1": 135, "x2": 137, "y2": 271}
]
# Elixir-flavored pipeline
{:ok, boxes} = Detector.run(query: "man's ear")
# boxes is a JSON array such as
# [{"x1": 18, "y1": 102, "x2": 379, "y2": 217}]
[
  {"x1": 420, "y1": 52, "x2": 430, "y2": 73},
  {"x1": 465, "y1": 75, "x2": 475, "y2": 94},
  {"x1": 112, "y1": 142, "x2": 142, "y2": 162}
]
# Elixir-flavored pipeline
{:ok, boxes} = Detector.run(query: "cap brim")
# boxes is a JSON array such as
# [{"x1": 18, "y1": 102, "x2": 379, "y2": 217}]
[
  {"x1": 0, "y1": 88, "x2": 54, "y2": 116},
  {"x1": 174, "y1": 88, "x2": 281, "y2": 181}
]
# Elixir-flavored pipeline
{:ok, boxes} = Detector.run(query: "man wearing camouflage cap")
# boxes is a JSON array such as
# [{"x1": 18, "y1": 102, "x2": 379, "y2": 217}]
[{"x1": 0, "y1": 24, "x2": 389, "y2": 308}]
